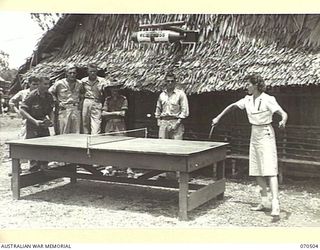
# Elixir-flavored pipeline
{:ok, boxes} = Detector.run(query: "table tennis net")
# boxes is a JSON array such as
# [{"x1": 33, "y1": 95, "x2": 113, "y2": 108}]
[{"x1": 86, "y1": 128, "x2": 148, "y2": 150}]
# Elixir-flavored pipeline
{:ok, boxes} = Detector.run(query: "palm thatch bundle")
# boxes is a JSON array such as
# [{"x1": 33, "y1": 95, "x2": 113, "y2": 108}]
[{"x1": 13, "y1": 14, "x2": 320, "y2": 95}]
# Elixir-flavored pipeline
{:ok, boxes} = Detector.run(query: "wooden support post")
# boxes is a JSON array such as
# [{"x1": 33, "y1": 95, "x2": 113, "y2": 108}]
[
  {"x1": 216, "y1": 160, "x2": 225, "y2": 200},
  {"x1": 278, "y1": 163, "x2": 283, "y2": 184},
  {"x1": 212, "y1": 163, "x2": 217, "y2": 179},
  {"x1": 178, "y1": 172, "x2": 189, "y2": 221},
  {"x1": 280, "y1": 133, "x2": 287, "y2": 184},
  {"x1": 231, "y1": 159, "x2": 236, "y2": 176},
  {"x1": 11, "y1": 158, "x2": 21, "y2": 200},
  {"x1": 70, "y1": 164, "x2": 77, "y2": 184}
]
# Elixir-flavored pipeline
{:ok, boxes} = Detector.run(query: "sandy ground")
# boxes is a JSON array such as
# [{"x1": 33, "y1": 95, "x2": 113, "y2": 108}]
[{"x1": 0, "y1": 114, "x2": 320, "y2": 228}]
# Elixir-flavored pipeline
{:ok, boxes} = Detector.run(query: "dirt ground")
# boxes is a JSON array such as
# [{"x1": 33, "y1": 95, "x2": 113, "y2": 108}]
[{"x1": 0, "y1": 114, "x2": 320, "y2": 228}]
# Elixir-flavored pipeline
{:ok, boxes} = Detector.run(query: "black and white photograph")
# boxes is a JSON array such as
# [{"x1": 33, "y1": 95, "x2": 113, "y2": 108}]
[{"x1": 0, "y1": 1, "x2": 320, "y2": 246}]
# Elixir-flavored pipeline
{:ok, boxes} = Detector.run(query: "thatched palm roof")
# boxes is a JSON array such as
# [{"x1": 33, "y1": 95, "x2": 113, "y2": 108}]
[{"x1": 13, "y1": 14, "x2": 320, "y2": 95}]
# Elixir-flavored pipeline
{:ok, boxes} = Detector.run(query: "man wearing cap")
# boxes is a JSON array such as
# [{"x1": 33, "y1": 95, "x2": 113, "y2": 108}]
[
  {"x1": 9, "y1": 76, "x2": 39, "y2": 139},
  {"x1": 102, "y1": 79, "x2": 128, "y2": 134},
  {"x1": 102, "y1": 79, "x2": 133, "y2": 177},
  {"x1": 49, "y1": 64, "x2": 82, "y2": 134},
  {"x1": 155, "y1": 72, "x2": 189, "y2": 140},
  {"x1": 80, "y1": 63, "x2": 109, "y2": 135}
]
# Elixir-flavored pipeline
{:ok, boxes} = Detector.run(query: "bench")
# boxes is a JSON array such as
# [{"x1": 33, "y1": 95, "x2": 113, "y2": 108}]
[
  {"x1": 135, "y1": 121, "x2": 320, "y2": 182},
  {"x1": 221, "y1": 125, "x2": 320, "y2": 183}
]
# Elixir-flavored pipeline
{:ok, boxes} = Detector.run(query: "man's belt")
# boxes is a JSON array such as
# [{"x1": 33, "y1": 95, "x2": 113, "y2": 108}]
[
  {"x1": 59, "y1": 103, "x2": 79, "y2": 110},
  {"x1": 85, "y1": 97, "x2": 101, "y2": 102},
  {"x1": 160, "y1": 116, "x2": 179, "y2": 120}
]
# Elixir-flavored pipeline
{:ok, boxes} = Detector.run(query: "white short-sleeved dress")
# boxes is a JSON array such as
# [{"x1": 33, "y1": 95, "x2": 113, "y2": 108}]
[{"x1": 235, "y1": 92, "x2": 283, "y2": 176}]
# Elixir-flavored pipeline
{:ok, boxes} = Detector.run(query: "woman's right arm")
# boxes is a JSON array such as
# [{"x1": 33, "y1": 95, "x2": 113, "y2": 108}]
[{"x1": 212, "y1": 103, "x2": 238, "y2": 126}]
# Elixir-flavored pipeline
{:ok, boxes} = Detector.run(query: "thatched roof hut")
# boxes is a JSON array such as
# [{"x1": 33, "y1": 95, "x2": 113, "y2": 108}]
[
  {"x1": 11, "y1": 14, "x2": 320, "y2": 178},
  {"x1": 12, "y1": 14, "x2": 320, "y2": 94}
]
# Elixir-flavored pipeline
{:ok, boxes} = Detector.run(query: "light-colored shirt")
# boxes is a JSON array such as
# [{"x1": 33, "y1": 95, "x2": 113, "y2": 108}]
[
  {"x1": 9, "y1": 89, "x2": 30, "y2": 108},
  {"x1": 235, "y1": 92, "x2": 283, "y2": 125},
  {"x1": 80, "y1": 76, "x2": 109, "y2": 101},
  {"x1": 155, "y1": 88, "x2": 189, "y2": 119},
  {"x1": 49, "y1": 78, "x2": 82, "y2": 107}
]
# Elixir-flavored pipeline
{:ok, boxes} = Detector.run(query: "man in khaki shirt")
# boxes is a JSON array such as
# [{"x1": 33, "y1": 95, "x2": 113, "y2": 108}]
[
  {"x1": 154, "y1": 71, "x2": 189, "y2": 180},
  {"x1": 155, "y1": 71, "x2": 189, "y2": 139},
  {"x1": 49, "y1": 64, "x2": 82, "y2": 134},
  {"x1": 80, "y1": 63, "x2": 109, "y2": 134}
]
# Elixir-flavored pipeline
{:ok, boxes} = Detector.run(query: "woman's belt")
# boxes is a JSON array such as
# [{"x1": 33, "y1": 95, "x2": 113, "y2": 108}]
[{"x1": 251, "y1": 123, "x2": 271, "y2": 126}]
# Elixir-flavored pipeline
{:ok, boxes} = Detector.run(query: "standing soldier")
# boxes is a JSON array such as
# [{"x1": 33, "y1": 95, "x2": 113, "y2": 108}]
[
  {"x1": 154, "y1": 71, "x2": 189, "y2": 179},
  {"x1": 155, "y1": 71, "x2": 189, "y2": 139},
  {"x1": 49, "y1": 64, "x2": 82, "y2": 134},
  {"x1": 102, "y1": 80, "x2": 128, "y2": 134},
  {"x1": 9, "y1": 77, "x2": 39, "y2": 139},
  {"x1": 101, "y1": 79, "x2": 133, "y2": 177},
  {"x1": 19, "y1": 75, "x2": 54, "y2": 171},
  {"x1": 80, "y1": 63, "x2": 108, "y2": 134}
]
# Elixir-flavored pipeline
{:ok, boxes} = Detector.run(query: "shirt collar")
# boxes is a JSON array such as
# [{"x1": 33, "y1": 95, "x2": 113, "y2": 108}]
[
  {"x1": 250, "y1": 92, "x2": 264, "y2": 101},
  {"x1": 164, "y1": 88, "x2": 178, "y2": 94}
]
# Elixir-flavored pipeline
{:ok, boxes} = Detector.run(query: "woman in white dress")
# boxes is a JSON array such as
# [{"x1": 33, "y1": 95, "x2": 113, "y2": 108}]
[{"x1": 212, "y1": 73, "x2": 288, "y2": 217}]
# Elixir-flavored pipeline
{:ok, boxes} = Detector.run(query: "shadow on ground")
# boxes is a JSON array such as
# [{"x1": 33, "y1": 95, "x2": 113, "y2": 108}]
[{"x1": 21, "y1": 179, "x2": 226, "y2": 220}]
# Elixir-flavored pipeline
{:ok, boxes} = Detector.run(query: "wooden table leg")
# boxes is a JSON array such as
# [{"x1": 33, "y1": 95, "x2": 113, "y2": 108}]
[
  {"x1": 213, "y1": 163, "x2": 217, "y2": 179},
  {"x1": 216, "y1": 160, "x2": 225, "y2": 200},
  {"x1": 11, "y1": 158, "x2": 21, "y2": 200},
  {"x1": 179, "y1": 172, "x2": 189, "y2": 221},
  {"x1": 70, "y1": 164, "x2": 77, "y2": 184}
]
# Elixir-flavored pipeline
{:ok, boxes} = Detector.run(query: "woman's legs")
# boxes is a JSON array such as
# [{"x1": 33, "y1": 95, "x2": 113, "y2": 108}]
[
  {"x1": 269, "y1": 175, "x2": 280, "y2": 216},
  {"x1": 256, "y1": 176, "x2": 268, "y2": 196},
  {"x1": 251, "y1": 176, "x2": 269, "y2": 211}
]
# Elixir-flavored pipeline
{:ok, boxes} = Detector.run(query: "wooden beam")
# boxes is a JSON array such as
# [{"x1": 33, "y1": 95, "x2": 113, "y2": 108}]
[
  {"x1": 20, "y1": 171, "x2": 62, "y2": 189},
  {"x1": 188, "y1": 178, "x2": 225, "y2": 211},
  {"x1": 44, "y1": 169, "x2": 204, "y2": 190}
]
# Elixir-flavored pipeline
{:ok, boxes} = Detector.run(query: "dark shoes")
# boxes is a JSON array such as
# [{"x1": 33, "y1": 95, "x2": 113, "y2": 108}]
[{"x1": 29, "y1": 165, "x2": 41, "y2": 172}]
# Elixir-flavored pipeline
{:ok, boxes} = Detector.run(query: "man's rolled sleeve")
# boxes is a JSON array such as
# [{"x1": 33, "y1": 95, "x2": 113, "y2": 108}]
[{"x1": 178, "y1": 92, "x2": 189, "y2": 119}]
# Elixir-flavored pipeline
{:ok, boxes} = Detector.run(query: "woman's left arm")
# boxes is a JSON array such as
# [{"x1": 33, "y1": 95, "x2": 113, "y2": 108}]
[{"x1": 275, "y1": 108, "x2": 288, "y2": 128}]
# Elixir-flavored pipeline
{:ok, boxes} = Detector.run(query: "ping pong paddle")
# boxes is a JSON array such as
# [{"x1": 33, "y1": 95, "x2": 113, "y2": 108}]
[{"x1": 208, "y1": 125, "x2": 215, "y2": 139}]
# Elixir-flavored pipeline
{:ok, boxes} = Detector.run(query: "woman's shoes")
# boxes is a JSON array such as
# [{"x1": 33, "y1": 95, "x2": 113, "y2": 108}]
[
  {"x1": 271, "y1": 199, "x2": 280, "y2": 216},
  {"x1": 251, "y1": 199, "x2": 280, "y2": 217},
  {"x1": 251, "y1": 196, "x2": 270, "y2": 211},
  {"x1": 250, "y1": 203, "x2": 266, "y2": 211}
]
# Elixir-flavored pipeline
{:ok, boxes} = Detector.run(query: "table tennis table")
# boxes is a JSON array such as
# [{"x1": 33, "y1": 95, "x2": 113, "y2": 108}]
[{"x1": 7, "y1": 134, "x2": 228, "y2": 220}]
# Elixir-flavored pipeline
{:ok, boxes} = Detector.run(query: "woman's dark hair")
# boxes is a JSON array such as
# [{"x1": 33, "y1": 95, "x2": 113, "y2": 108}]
[{"x1": 244, "y1": 73, "x2": 266, "y2": 92}]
